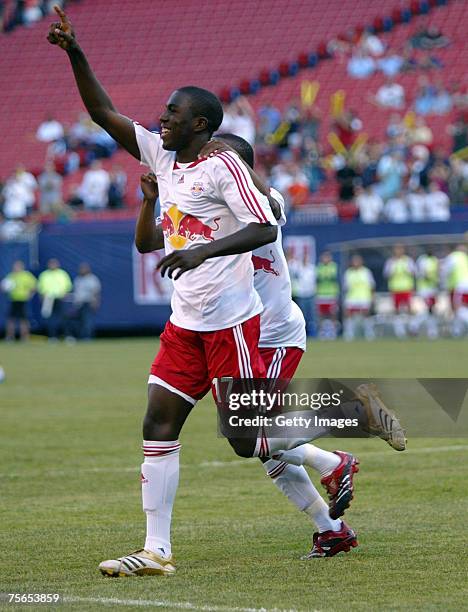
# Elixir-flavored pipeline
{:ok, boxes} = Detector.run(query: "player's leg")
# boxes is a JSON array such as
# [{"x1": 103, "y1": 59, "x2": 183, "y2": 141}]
[
  {"x1": 259, "y1": 346, "x2": 345, "y2": 544},
  {"x1": 99, "y1": 322, "x2": 209, "y2": 577},
  {"x1": 5, "y1": 316, "x2": 15, "y2": 341}
]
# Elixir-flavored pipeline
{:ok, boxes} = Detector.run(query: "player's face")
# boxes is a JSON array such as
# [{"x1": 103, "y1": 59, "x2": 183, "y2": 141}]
[{"x1": 159, "y1": 91, "x2": 195, "y2": 151}]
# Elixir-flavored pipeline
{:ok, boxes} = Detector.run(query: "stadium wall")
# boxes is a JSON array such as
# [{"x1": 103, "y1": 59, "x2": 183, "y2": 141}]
[{"x1": 1, "y1": 218, "x2": 468, "y2": 334}]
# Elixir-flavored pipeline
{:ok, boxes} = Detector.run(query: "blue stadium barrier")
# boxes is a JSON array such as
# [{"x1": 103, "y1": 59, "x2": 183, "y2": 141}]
[{"x1": 1, "y1": 217, "x2": 468, "y2": 334}]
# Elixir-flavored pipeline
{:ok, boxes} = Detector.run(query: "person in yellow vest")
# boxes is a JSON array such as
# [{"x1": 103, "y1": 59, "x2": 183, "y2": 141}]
[
  {"x1": 37, "y1": 258, "x2": 72, "y2": 340},
  {"x1": 442, "y1": 244, "x2": 468, "y2": 336},
  {"x1": 383, "y1": 244, "x2": 416, "y2": 338},
  {"x1": 1, "y1": 260, "x2": 37, "y2": 341},
  {"x1": 343, "y1": 255, "x2": 375, "y2": 341},
  {"x1": 412, "y1": 248, "x2": 440, "y2": 339},
  {"x1": 316, "y1": 251, "x2": 339, "y2": 339}
]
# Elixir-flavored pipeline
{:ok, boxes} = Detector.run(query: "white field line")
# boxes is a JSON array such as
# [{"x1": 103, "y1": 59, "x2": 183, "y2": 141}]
[
  {"x1": 1, "y1": 445, "x2": 467, "y2": 479},
  {"x1": 63, "y1": 596, "x2": 306, "y2": 612}
]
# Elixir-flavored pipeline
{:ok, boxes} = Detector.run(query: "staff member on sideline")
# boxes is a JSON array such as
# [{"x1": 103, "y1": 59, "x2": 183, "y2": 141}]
[
  {"x1": 37, "y1": 258, "x2": 72, "y2": 341},
  {"x1": 1, "y1": 260, "x2": 37, "y2": 341}
]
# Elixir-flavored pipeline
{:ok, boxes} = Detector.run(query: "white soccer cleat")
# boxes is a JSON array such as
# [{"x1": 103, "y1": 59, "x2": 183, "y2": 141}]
[
  {"x1": 99, "y1": 549, "x2": 176, "y2": 577},
  {"x1": 355, "y1": 383, "x2": 407, "y2": 451}
]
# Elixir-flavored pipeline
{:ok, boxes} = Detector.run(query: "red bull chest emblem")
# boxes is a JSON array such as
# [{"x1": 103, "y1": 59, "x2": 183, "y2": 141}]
[
  {"x1": 252, "y1": 250, "x2": 279, "y2": 276},
  {"x1": 191, "y1": 181, "x2": 205, "y2": 198},
  {"x1": 161, "y1": 204, "x2": 220, "y2": 249}
]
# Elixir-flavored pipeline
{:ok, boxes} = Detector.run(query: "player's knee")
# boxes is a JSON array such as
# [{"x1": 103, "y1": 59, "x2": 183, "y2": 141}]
[
  {"x1": 143, "y1": 409, "x2": 179, "y2": 441},
  {"x1": 228, "y1": 437, "x2": 255, "y2": 458}
]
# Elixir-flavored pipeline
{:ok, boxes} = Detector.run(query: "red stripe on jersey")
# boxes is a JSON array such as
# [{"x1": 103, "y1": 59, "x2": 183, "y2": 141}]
[
  {"x1": 217, "y1": 152, "x2": 267, "y2": 223},
  {"x1": 219, "y1": 152, "x2": 268, "y2": 223}
]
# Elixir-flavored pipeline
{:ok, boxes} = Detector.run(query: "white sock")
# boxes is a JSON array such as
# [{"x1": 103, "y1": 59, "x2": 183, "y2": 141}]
[
  {"x1": 304, "y1": 498, "x2": 342, "y2": 533},
  {"x1": 272, "y1": 444, "x2": 340, "y2": 478},
  {"x1": 141, "y1": 440, "x2": 181, "y2": 557},
  {"x1": 263, "y1": 459, "x2": 341, "y2": 532}
]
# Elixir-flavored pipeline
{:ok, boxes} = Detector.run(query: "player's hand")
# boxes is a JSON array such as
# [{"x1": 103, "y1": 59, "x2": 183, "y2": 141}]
[
  {"x1": 47, "y1": 5, "x2": 76, "y2": 51},
  {"x1": 198, "y1": 139, "x2": 237, "y2": 160},
  {"x1": 157, "y1": 246, "x2": 209, "y2": 280},
  {"x1": 140, "y1": 173, "x2": 159, "y2": 202}
]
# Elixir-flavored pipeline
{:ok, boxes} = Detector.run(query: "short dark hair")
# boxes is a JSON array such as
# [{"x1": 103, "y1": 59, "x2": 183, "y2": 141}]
[
  {"x1": 177, "y1": 86, "x2": 223, "y2": 136},
  {"x1": 215, "y1": 133, "x2": 255, "y2": 169}
]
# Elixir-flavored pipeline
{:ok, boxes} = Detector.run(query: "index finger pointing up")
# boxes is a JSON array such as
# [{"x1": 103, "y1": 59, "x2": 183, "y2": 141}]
[{"x1": 54, "y1": 4, "x2": 69, "y2": 23}]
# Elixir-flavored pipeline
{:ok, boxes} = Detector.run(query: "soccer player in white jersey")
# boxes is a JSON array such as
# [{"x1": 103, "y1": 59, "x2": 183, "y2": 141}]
[
  {"x1": 139, "y1": 134, "x2": 405, "y2": 558},
  {"x1": 48, "y1": 7, "x2": 405, "y2": 571}
]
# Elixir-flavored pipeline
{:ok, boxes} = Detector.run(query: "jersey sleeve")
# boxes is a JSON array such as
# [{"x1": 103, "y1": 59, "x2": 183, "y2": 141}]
[
  {"x1": 211, "y1": 151, "x2": 277, "y2": 225},
  {"x1": 133, "y1": 123, "x2": 164, "y2": 171},
  {"x1": 269, "y1": 187, "x2": 287, "y2": 226}
]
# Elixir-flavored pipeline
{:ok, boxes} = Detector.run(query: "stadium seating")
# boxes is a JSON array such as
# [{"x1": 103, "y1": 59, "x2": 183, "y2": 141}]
[{"x1": 0, "y1": 0, "x2": 465, "y2": 207}]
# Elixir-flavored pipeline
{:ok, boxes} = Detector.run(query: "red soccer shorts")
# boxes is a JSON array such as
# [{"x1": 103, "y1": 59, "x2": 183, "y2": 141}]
[
  {"x1": 259, "y1": 346, "x2": 304, "y2": 381},
  {"x1": 317, "y1": 299, "x2": 338, "y2": 317},
  {"x1": 149, "y1": 315, "x2": 266, "y2": 404},
  {"x1": 393, "y1": 291, "x2": 412, "y2": 312},
  {"x1": 345, "y1": 307, "x2": 371, "y2": 316}
]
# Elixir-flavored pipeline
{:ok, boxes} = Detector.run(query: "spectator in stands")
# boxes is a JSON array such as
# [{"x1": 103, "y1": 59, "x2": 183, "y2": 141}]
[
  {"x1": 336, "y1": 157, "x2": 358, "y2": 202},
  {"x1": 287, "y1": 165, "x2": 310, "y2": 208},
  {"x1": 359, "y1": 31, "x2": 385, "y2": 57},
  {"x1": 384, "y1": 244, "x2": 416, "y2": 337},
  {"x1": 38, "y1": 161, "x2": 62, "y2": 213},
  {"x1": 88, "y1": 124, "x2": 118, "y2": 159},
  {"x1": 432, "y1": 80, "x2": 452, "y2": 115},
  {"x1": 376, "y1": 151, "x2": 407, "y2": 201},
  {"x1": 37, "y1": 258, "x2": 72, "y2": 341},
  {"x1": 36, "y1": 114, "x2": 64, "y2": 143},
  {"x1": 288, "y1": 250, "x2": 316, "y2": 337},
  {"x1": 108, "y1": 165, "x2": 127, "y2": 209},
  {"x1": 448, "y1": 117, "x2": 468, "y2": 153},
  {"x1": 1, "y1": 260, "x2": 36, "y2": 341},
  {"x1": 66, "y1": 183, "x2": 84, "y2": 208},
  {"x1": 23, "y1": 0, "x2": 43, "y2": 25},
  {"x1": 409, "y1": 117, "x2": 433, "y2": 146},
  {"x1": 342, "y1": 254, "x2": 375, "y2": 341},
  {"x1": 374, "y1": 77, "x2": 405, "y2": 109},
  {"x1": 407, "y1": 185, "x2": 427, "y2": 222},
  {"x1": 355, "y1": 184, "x2": 383, "y2": 223},
  {"x1": 448, "y1": 157, "x2": 468, "y2": 203},
  {"x1": 2, "y1": 166, "x2": 37, "y2": 219},
  {"x1": 315, "y1": 251, "x2": 340, "y2": 339},
  {"x1": 258, "y1": 101, "x2": 282, "y2": 140},
  {"x1": 386, "y1": 114, "x2": 406, "y2": 140},
  {"x1": 359, "y1": 143, "x2": 381, "y2": 187},
  {"x1": 384, "y1": 191, "x2": 409, "y2": 223},
  {"x1": 65, "y1": 262, "x2": 101, "y2": 341},
  {"x1": 79, "y1": 160, "x2": 110, "y2": 210},
  {"x1": 410, "y1": 24, "x2": 450, "y2": 50},
  {"x1": 347, "y1": 49, "x2": 376, "y2": 79},
  {"x1": 414, "y1": 76, "x2": 438, "y2": 115},
  {"x1": 219, "y1": 97, "x2": 255, "y2": 145},
  {"x1": 377, "y1": 52, "x2": 403, "y2": 78},
  {"x1": 426, "y1": 181, "x2": 450, "y2": 222}
]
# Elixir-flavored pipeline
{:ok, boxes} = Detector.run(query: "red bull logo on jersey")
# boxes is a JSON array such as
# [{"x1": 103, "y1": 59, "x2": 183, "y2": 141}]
[
  {"x1": 252, "y1": 250, "x2": 279, "y2": 276},
  {"x1": 190, "y1": 181, "x2": 205, "y2": 198},
  {"x1": 161, "y1": 204, "x2": 220, "y2": 249}
]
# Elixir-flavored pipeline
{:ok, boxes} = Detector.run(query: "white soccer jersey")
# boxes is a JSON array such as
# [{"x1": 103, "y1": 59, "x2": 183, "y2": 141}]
[
  {"x1": 135, "y1": 124, "x2": 277, "y2": 331},
  {"x1": 253, "y1": 188, "x2": 306, "y2": 351}
]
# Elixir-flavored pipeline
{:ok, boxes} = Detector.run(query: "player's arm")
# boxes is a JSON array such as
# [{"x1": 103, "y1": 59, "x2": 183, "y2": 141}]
[
  {"x1": 157, "y1": 222, "x2": 277, "y2": 279},
  {"x1": 47, "y1": 5, "x2": 140, "y2": 160},
  {"x1": 135, "y1": 173, "x2": 164, "y2": 253},
  {"x1": 199, "y1": 140, "x2": 281, "y2": 219}
]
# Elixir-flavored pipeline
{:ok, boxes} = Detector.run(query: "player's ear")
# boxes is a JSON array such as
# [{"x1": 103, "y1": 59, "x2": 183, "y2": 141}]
[{"x1": 193, "y1": 116, "x2": 209, "y2": 133}]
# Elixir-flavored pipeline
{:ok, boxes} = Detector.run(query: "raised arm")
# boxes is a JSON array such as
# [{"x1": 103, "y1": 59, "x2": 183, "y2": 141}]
[{"x1": 47, "y1": 5, "x2": 140, "y2": 160}]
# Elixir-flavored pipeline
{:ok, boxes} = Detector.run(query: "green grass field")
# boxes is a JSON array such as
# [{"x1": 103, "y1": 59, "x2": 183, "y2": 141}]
[{"x1": 1, "y1": 339, "x2": 468, "y2": 611}]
